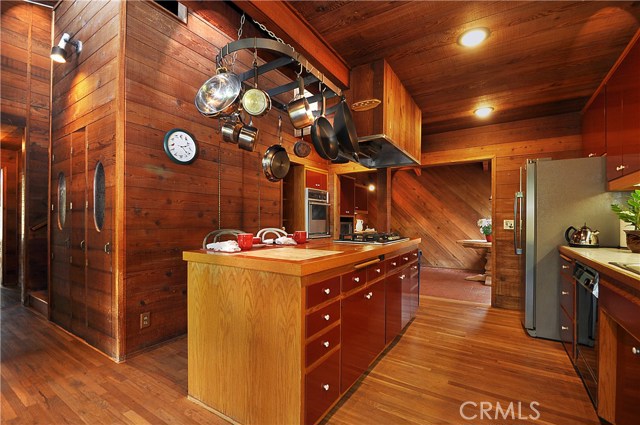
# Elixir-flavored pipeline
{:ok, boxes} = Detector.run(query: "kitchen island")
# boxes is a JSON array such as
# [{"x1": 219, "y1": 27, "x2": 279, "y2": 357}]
[{"x1": 184, "y1": 238, "x2": 421, "y2": 425}]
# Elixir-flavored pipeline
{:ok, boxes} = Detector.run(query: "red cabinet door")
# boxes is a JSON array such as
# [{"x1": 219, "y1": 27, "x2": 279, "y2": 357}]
[
  {"x1": 606, "y1": 38, "x2": 640, "y2": 180},
  {"x1": 305, "y1": 169, "x2": 327, "y2": 191},
  {"x1": 305, "y1": 350, "x2": 340, "y2": 425},
  {"x1": 339, "y1": 176, "x2": 355, "y2": 215},
  {"x1": 616, "y1": 328, "x2": 640, "y2": 425},
  {"x1": 385, "y1": 270, "x2": 402, "y2": 344},
  {"x1": 341, "y1": 280, "x2": 385, "y2": 392},
  {"x1": 354, "y1": 184, "x2": 368, "y2": 213},
  {"x1": 582, "y1": 90, "x2": 606, "y2": 158}
]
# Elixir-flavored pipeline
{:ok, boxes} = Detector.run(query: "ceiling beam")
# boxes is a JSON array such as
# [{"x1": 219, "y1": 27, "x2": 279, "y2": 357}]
[{"x1": 230, "y1": 0, "x2": 350, "y2": 89}]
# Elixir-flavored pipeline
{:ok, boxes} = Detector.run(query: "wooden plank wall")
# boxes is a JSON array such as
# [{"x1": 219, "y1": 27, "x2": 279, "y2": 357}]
[
  {"x1": 123, "y1": 1, "x2": 328, "y2": 355},
  {"x1": 390, "y1": 164, "x2": 491, "y2": 271},
  {"x1": 1, "y1": 1, "x2": 51, "y2": 294},
  {"x1": 422, "y1": 112, "x2": 582, "y2": 309},
  {"x1": 1, "y1": 149, "x2": 19, "y2": 286},
  {"x1": 51, "y1": 0, "x2": 119, "y2": 356}
]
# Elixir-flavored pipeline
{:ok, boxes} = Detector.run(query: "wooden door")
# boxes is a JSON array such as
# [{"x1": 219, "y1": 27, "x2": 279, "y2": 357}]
[
  {"x1": 615, "y1": 328, "x2": 640, "y2": 425},
  {"x1": 50, "y1": 134, "x2": 73, "y2": 329},
  {"x1": 339, "y1": 176, "x2": 355, "y2": 216},
  {"x1": 582, "y1": 90, "x2": 606, "y2": 158},
  {"x1": 69, "y1": 130, "x2": 88, "y2": 337}
]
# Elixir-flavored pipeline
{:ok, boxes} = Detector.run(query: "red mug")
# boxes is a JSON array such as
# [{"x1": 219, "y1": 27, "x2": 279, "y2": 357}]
[
  {"x1": 237, "y1": 233, "x2": 254, "y2": 250},
  {"x1": 293, "y1": 230, "x2": 307, "y2": 244}
]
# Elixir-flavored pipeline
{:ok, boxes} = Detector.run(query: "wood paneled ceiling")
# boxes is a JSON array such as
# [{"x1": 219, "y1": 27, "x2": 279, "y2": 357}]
[{"x1": 288, "y1": 1, "x2": 640, "y2": 135}]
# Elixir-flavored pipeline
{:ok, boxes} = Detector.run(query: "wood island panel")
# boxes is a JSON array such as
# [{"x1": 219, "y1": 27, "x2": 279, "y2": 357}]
[{"x1": 187, "y1": 261, "x2": 302, "y2": 425}]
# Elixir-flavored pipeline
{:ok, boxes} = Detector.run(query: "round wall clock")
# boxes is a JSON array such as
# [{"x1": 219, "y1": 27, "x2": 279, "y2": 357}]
[{"x1": 163, "y1": 129, "x2": 198, "y2": 164}]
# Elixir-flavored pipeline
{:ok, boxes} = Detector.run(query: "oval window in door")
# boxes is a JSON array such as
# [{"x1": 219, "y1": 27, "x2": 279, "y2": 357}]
[
  {"x1": 93, "y1": 161, "x2": 105, "y2": 231},
  {"x1": 57, "y1": 172, "x2": 66, "y2": 230}
]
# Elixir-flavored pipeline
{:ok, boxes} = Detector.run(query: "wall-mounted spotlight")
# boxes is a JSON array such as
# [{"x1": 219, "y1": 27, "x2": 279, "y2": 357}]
[{"x1": 50, "y1": 33, "x2": 82, "y2": 63}]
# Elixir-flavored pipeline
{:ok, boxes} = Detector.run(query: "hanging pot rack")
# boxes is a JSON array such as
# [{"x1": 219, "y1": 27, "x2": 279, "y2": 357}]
[{"x1": 216, "y1": 37, "x2": 343, "y2": 112}]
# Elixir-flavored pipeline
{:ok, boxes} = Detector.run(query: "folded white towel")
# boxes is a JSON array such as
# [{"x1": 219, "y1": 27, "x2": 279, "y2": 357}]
[
  {"x1": 275, "y1": 236, "x2": 297, "y2": 245},
  {"x1": 206, "y1": 240, "x2": 241, "y2": 252}
]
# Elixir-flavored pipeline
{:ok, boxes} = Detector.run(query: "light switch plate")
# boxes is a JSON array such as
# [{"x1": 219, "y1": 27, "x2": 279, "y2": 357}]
[{"x1": 504, "y1": 220, "x2": 515, "y2": 230}]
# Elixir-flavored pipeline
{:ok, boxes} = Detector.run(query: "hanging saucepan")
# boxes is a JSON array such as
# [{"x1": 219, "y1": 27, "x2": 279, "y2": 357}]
[
  {"x1": 293, "y1": 136, "x2": 312, "y2": 158},
  {"x1": 221, "y1": 114, "x2": 243, "y2": 144},
  {"x1": 237, "y1": 115, "x2": 259, "y2": 152},
  {"x1": 287, "y1": 76, "x2": 315, "y2": 129},
  {"x1": 241, "y1": 61, "x2": 271, "y2": 118},
  {"x1": 195, "y1": 67, "x2": 242, "y2": 118},
  {"x1": 333, "y1": 97, "x2": 360, "y2": 155},
  {"x1": 262, "y1": 116, "x2": 290, "y2": 182},
  {"x1": 310, "y1": 91, "x2": 339, "y2": 161}
]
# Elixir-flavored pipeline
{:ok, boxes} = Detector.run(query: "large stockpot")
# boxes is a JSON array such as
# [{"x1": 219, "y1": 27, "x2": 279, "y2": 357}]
[
  {"x1": 195, "y1": 67, "x2": 242, "y2": 118},
  {"x1": 287, "y1": 76, "x2": 315, "y2": 129}
]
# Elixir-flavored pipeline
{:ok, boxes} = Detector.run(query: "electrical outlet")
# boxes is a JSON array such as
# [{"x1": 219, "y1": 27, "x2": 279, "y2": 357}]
[
  {"x1": 140, "y1": 312, "x2": 150, "y2": 329},
  {"x1": 504, "y1": 220, "x2": 515, "y2": 230}
]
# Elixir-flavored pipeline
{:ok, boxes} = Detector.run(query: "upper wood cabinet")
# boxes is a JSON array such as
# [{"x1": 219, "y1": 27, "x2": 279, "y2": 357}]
[
  {"x1": 305, "y1": 169, "x2": 327, "y2": 191},
  {"x1": 606, "y1": 37, "x2": 640, "y2": 180},
  {"x1": 582, "y1": 90, "x2": 606, "y2": 158},
  {"x1": 339, "y1": 176, "x2": 355, "y2": 216},
  {"x1": 350, "y1": 60, "x2": 422, "y2": 163},
  {"x1": 354, "y1": 184, "x2": 368, "y2": 213}
]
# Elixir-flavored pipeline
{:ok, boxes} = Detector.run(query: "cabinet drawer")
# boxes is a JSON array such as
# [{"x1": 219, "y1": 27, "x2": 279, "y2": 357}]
[
  {"x1": 386, "y1": 256, "x2": 401, "y2": 273},
  {"x1": 366, "y1": 263, "x2": 384, "y2": 281},
  {"x1": 306, "y1": 277, "x2": 340, "y2": 310},
  {"x1": 560, "y1": 276, "x2": 575, "y2": 319},
  {"x1": 342, "y1": 269, "x2": 366, "y2": 293},
  {"x1": 305, "y1": 324, "x2": 340, "y2": 367},
  {"x1": 306, "y1": 300, "x2": 340, "y2": 338},
  {"x1": 399, "y1": 251, "x2": 413, "y2": 266},
  {"x1": 560, "y1": 308, "x2": 575, "y2": 362},
  {"x1": 305, "y1": 350, "x2": 340, "y2": 425},
  {"x1": 559, "y1": 255, "x2": 573, "y2": 279}
]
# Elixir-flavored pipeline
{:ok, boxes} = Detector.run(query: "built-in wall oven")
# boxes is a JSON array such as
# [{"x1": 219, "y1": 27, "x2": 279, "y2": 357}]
[
  {"x1": 574, "y1": 262, "x2": 599, "y2": 406},
  {"x1": 305, "y1": 188, "x2": 330, "y2": 238}
]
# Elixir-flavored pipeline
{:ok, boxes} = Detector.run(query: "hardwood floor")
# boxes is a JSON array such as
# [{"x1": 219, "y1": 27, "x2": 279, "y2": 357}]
[
  {"x1": 421, "y1": 266, "x2": 491, "y2": 304},
  {"x1": 1, "y1": 288, "x2": 598, "y2": 424}
]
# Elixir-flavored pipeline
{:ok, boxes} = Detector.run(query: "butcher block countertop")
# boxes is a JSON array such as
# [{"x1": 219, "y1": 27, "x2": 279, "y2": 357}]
[
  {"x1": 183, "y1": 238, "x2": 421, "y2": 277},
  {"x1": 558, "y1": 246, "x2": 640, "y2": 293}
]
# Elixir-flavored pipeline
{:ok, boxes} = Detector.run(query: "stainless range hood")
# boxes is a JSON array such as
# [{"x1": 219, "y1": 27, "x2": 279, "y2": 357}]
[{"x1": 355, "y1": 134, "x2": 421, "y2": 169}]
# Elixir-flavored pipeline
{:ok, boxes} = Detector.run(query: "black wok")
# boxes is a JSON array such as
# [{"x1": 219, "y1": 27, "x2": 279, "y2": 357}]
[
  {"x1": 311, "y1": 92, "x2": 339, "y2": 161},
  {"x1": 333, "y1": 98, "x2": 360, "y2": 154}
]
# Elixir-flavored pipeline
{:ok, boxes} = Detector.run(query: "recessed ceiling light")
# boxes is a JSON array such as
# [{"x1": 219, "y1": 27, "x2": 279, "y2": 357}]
[
  {"x1": 474, "y1": 107, "x2": 494, "y2": 118},
  {"x1": 458, "y1": 28, "x2": 490, "y2": 47}
]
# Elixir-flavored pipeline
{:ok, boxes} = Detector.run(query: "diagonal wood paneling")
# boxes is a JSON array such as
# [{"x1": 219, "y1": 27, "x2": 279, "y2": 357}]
[{"x1": 389, "y1": 164, "x2": 491, "y2": 271}]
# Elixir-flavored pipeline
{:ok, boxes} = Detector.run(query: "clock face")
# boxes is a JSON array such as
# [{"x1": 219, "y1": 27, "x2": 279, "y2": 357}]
[{"x1": 164, "y1": 129, "x2": 198, "y2": 164}]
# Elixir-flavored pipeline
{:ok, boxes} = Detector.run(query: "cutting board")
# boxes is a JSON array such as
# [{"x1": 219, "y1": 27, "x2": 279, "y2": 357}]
[{"x1": 241, "y1": 247, "x2": 342, "y2": 261}]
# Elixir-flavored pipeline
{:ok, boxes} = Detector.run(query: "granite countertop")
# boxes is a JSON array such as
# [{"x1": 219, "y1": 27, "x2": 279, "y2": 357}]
[{"x1": 558, "y1": 246, "x2": 640, "y2": 291}]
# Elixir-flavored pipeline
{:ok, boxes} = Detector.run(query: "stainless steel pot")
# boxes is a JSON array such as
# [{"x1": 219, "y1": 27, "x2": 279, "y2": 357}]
[
  {"x1": 237, "y1": 116, "x2": 259, "y2": 152},
  {"x1": 262, "y1": 116, "x2": 290, "y2": 182},
  {"x1": 287, "y1": 76, "x2": 314, "y2": 129},
  {"x1": 565, "y1": 224, "x2": 600, "y2": 247},
  {"x1": 221, "y1": 115, "x2": 243, "y2": 144},
  {"x1": 195, "y1": 67, "x2": 242, "y2": 118},
  {"x1": 241, "y1": 63, "x2": 271, "y2": 117}
]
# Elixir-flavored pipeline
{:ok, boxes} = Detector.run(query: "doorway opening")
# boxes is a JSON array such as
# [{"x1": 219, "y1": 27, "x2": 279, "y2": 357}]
[{"x1": 394, "y1": 161, "x2": 494, "y2": 305}]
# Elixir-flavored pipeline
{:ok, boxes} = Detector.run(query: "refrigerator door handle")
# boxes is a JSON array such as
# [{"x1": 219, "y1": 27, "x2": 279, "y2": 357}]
[{"x1": 514, "y1": 192, "x2": 523, "y2": 254}]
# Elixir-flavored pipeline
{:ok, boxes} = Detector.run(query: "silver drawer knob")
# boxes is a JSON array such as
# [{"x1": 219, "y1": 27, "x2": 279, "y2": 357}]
[
  {"x1": 561, "y1": 326, "x2": 569, "y2": 331},
  {"x1": 413, "y1": 265, "x2": 418, "y2": 270},
  {"x1": 561, "y1": 291, "x2": 569, "y2": 295},
  {"x1": 323, "y1": 314, "x2": 330, "y2": 321},
  {"x1": 323, "y1": 288, "x2": 331, "y2": 295},
  {"x1": 403, "y1": 257, "x2": 409, "y2": 261},
  {"x1": 562, "y1": 265, "x2": 569, "y2": 269},
  {"x1": 323, "y1": 341, "x2": 330, "y2": 348},
  {"x1": 391, "y1": 262, "x2": 397, "y2": 266},
  {"x1": 375, "y1": 268, "x2": 381, "y2": 273},
  {"x1": 413, "y1": 253, "x2": 418, "y2": 257},
  {"x1": 616, "y1": 165, "x2": 626, "y2": 171},
  {"x1": 353, "y1": 277, "x2": 360, "y2": 283},
  {"x1": 399, "y1": 274, "x2": 406, "y2": 280},
  {"x1": 364, "y1": 292, "x2": 373, "y2": 300},
  {"x1": 322, "y1": 384, "x2": 330, "y2": 391},
  {"x1": 632, "y1": 347, "x2": 639, "y2": 355}
]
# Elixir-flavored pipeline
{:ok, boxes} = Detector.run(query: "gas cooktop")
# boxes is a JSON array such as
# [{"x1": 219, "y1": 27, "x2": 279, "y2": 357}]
[{"x1": 334, "y1": 232, "x2": 409, "y2": 245}]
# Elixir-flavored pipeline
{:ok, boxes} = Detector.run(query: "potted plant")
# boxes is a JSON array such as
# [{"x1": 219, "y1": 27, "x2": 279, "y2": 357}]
[
  {"x1": 611, "y1": 189, "x2": 640, "y2": 253},
  {"x1": 477, "y1": 218, "x2": 492, "y2": 242}
]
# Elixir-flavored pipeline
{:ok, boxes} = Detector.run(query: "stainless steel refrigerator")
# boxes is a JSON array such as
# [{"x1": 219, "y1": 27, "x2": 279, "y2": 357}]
[{"x1": 515, "y1": 157, "x2": 625, "y2": 340}]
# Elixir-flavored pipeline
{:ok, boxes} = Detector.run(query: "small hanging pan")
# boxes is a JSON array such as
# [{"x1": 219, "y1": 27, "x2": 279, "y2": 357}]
[
  {"x1": 262, "y1": 115, "x2": 290, "y2": 182},
  {"x1": 293, "y1": 135, "x2": 311, "y2": 158},
  {"x1": 310, "y1": 91, "x2": 339, "y2": 161}
]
